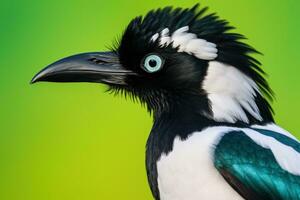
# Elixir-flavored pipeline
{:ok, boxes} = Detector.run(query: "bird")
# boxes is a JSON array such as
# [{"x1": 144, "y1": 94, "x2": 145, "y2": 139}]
[{"x1": 31, "y1": 4, "x2": 300, "y2": 200}]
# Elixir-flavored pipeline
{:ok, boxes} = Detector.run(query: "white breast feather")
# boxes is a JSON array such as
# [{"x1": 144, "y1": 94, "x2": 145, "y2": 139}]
[
  {"x1": 157, "y1": 125, "x2": 300, "y2": 200},
  {"x1": 157, "y1": 126, "x2": 243, "y2": 200}
]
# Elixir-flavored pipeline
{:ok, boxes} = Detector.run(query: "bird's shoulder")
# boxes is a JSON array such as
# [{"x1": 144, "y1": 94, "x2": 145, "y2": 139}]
[{"x1": 212, "y1": 124, "x2": 300, "y2": 200}]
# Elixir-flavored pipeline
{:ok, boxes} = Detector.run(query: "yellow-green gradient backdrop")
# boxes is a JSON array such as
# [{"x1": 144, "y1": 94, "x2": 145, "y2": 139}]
[{"x1": 0, "y1": 0, "x2": 299, "y2": 199}]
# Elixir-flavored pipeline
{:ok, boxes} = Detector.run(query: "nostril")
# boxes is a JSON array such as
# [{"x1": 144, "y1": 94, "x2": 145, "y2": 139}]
[
  {"x1": 88, "y1": 58, "x2": 97, "y2": 62},
  {"x1": 88, "y1": 57, "x2": 108, "y2": 64}
]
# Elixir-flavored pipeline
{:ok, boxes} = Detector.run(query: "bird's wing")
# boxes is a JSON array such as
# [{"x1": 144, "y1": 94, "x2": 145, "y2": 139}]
[{"x1": 213, "y1": 127, "x2": 300, "y2": 200}]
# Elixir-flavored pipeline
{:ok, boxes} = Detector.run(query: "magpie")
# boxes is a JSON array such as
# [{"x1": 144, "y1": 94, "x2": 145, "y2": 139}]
[{"x1": 31, "y1": 4, "x2": 300, "y2": 200}]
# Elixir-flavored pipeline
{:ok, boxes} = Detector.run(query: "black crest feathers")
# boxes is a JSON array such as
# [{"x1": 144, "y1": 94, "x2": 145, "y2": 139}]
[{"x1": 118, "y1": 4, "x2": 273, "y2": 101}]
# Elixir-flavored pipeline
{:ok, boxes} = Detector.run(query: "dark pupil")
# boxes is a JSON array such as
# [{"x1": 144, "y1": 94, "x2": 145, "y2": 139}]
[{"x1": 149, "y1": 59, "x2": 157, "y2": 68}]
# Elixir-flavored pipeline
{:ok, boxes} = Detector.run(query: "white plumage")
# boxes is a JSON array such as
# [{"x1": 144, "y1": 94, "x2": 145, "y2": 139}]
[
  {"x1": 157, "y1": 124, "x2": 300, "y2": 200},
  {"x1": 151, "y1": 26, "x2": 218, "y2": 60},
  {"x1": 203, "y1": 61, "x2": 263, "y2": 123}
]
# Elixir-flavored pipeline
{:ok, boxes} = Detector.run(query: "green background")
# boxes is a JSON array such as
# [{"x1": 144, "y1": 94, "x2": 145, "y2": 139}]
[{"x1": 0, "y1": 0, "x2": 299, "y2": 199}]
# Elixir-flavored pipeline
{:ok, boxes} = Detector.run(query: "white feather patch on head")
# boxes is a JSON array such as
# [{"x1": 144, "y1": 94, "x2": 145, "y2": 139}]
[
  {"x1": 203, "y1": 61, "x2": 262, "y2": 123},
  {"x1": 150, "y1": 26, "x2": 218, "y2": 60}
]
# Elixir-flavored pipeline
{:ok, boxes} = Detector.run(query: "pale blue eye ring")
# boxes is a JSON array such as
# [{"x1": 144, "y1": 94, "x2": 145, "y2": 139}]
[{"x1": 142, "y1": 54, "x2": 164, "y2": 73}]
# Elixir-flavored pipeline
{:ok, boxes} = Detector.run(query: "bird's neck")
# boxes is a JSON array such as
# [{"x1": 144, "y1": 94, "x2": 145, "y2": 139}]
[
  {"x1": 148, "y1": 90, "x2": 272, "y2": 152},
  {"x1": 145, "y1": 87, "x2": 274, "y2": 130},
  {"x1": 149, "y1": 93, "x2": 214, "y2": 152},
  {"x1": 152, "y1": 107, "x2": 212, "y2": 143},
  {"x1": 146, "y1": 99, "x2": 212, "y2": 200}
]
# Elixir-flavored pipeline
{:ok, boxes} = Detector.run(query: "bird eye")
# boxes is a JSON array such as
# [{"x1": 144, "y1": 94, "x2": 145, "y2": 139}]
[{"x1": 142, "y1": 54, "x2": 164, "y2": 73}]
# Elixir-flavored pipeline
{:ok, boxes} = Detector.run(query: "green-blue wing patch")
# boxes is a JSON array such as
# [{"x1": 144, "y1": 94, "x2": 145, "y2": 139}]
[{"x1": 214, "y1": 131, "x2": 300, "y2": 200}]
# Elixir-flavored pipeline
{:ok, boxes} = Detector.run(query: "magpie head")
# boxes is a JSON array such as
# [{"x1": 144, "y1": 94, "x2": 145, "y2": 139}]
[{"x1": 31, "y1": 4, "x2": 274, "y2": 124}]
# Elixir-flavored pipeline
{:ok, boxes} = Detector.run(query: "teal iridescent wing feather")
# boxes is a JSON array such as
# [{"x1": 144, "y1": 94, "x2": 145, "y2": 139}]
[{"x1": 214, "y1": 130, "x2": 300, "y2": 200}]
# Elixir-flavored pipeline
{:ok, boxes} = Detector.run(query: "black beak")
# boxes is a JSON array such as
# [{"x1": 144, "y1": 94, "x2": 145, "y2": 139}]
[{"x1": 31, "y1": 51, "x2": 136, "y2": 85}]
